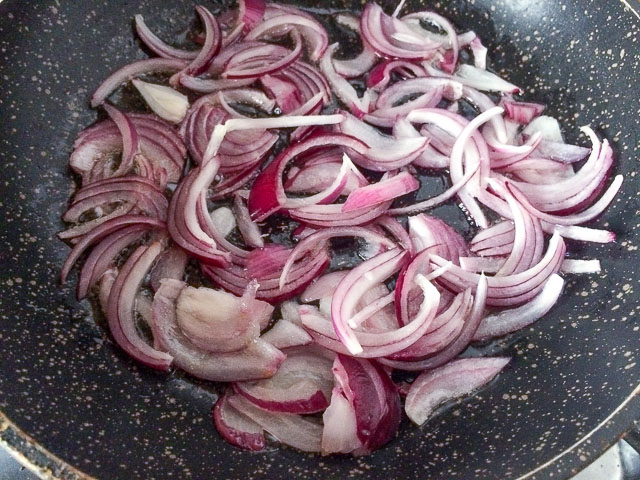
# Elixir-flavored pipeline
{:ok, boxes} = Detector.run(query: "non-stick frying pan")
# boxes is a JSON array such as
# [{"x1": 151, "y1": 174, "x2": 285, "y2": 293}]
[{"x1": 0, "y1": 0, "x2": 639, "y2": 479}]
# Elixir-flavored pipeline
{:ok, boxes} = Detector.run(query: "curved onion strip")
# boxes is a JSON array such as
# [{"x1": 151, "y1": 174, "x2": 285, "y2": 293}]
[
  {"x1": 213, "y1": 393, "x2": 266, "y2": 451},
  {"x1": 76, "y1": 225, "x2": 149, "y2": 300},
  {"x1": 106, "y1": 242, "x2": 173, "y2": 370},
  {"x1": 134, "y1": 15, "x2": 198, "y2": 60},
  {"x1": 474, "y1": 274, "x2": 564, "y2": 341},
  {"x1": 91, "y1": 58, "x2": 187, "y2": 107},
  {"x1": 246, "y1": 13, "x2": 328, "y2": 62},
  {"x1": 342, "y1": 171, "x2": 419, "y2": 213},
  {"x1": 279, "y1": 227, "x2": 397, "y2": 290},
  {"x1": 431, "y1": 232, "x2": 566, "y2": 306},
  {"x1": 103, "y1": 104, "x2": 139, "y2": 177},
  {"x1": 321, "y1": 43, "x2": 371, "y2": 118},
  {"x1": 405, "y1": 357, "x2": 510, "y2": 425},
  {"x1": 227, "y1": 394, "x2": 323, "y2": 452},
  {"x1": 301, "y1": 276, "x2": 440, "y2": 358},
  {"x1": 331, "y1": 248, "x2": 409, "y2": 355},
  {"x1": 248, "y1": 132, "x2": 367, "y2": 222},
  {"x1": 60, "y1": 215, "x2": 165, "y2": 283},
  {"x1": 233, "y1": 351, "x2": 334, "y2": 414},
  {"x1": 171, "y1": 6, "x2": 221, "y2": 83},
  {"x1": 233, "y1": 193, "x2": 264, "y2": 249},
  {"x1": 332, "y1": 354, "x2": 401, "y2": 452},
  {"x1": 403, "y1": 11, "x2": 459, "y2": 73},
  {"x1": 261, "y1": 319, "x2": 312, "y2": 349},
  {"x1": 223, "y1": 33, "x2": 303, "y2": 79}
]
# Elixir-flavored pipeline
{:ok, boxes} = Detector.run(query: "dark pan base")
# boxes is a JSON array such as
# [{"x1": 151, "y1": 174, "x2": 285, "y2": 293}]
[{"x1": 0, "y1": 1, "x2": 639, "y2": 479}]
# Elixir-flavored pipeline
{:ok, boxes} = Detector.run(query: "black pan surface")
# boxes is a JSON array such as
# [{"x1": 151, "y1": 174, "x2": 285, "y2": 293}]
[{"x1": 0, "y1": 1, "x2": 639, "y2": 479}]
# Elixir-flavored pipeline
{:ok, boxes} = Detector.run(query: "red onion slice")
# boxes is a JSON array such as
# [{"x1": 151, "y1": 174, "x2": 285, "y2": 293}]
[
  {"x1": 503, "y1": 99, "x2": 545, "y2": 124},
  {"x1": 76, "y1": 225, "x2": 149, "y2": 300},
  {"x1": 234, "y1": 350, "x2": 334, "y2": 414},
  {"x1": 227, "y1": 394, "x2": 323, "y2": 453},
  {"x1": 106, "y1": 242, "x2": 173, "y2": 370},
  {"x1": 405, "y1": 357, "x2": 510, "y2": 425},
  {"x1": 213, "y1": 393, "x2": 266, "y2": 451},
  {"x1": 152, "y1": 279, "x2": 285, "y2": 381},
  {"x1": 474, "y1": 274, "x2": 564, "y2": 341},
  {"x1": 175, "y1": 285, "x2": 262, "y2": 353},
  {"x1": 149, "y1": 246, "x2": 188, "y2": 291},
  {"x1": 320, "y1": 43, "x2": 371, "y2": 118},
  {"x1": 332, "y1": 355, "x2": 401, "y2": 453},
  {"x1": 233, "y1": 193, "x2": 264, "y2": 249},
  {"x1": 60, "y1": 215, "x2": 165, "y2": 284},
  {"x1": 134, "y1": 15, "x2": 198, "y2": 60},
  {"x1": 561, "y1": 259, "x2": 601, "y2": 274},
  {"x1": 361, "y1": 3, "x2": 440, "y2": 60},
  {"x1": 103, "y1": 104, "x2": 139, "y2": 178},
  {"x1": 171, "y1": 6, "x2": 222, "y2": 83},
  {"x1": 236, "y1": 0, "x2": 266, "y2": 33},
  {"x1": 248, "y1": 132, "x2": 367, "y2": 221},
  {"x1": 342, "y1": 171, "x2": 419, "y2": 213},
  {"x1": 91, "y1": 58, "x2": 187, "y2": 108},
  {"x1": 281, "y1": 227, "x2": 397, "y2": 291},
  {"x1": 245, "y1": 12, "x2": 328, "y2": 62},
  {"x1": 331, "y1": 248, "x2": 409, "y2": 355},
  {"x1": 261, "y1": 320, "x2": 312, "y2": 349},
  {"x1": 322, "y1": 387, "x2": 363, "y2": 454}
]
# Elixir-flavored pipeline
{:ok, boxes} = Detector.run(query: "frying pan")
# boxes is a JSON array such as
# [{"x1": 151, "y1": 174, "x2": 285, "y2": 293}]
[{"x1": 0, "y1": 0, "x2": 638, "y2": 479}]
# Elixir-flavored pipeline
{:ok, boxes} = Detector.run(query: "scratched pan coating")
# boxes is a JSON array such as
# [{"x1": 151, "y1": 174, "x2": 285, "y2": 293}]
[{"x1": 0, "y1": 1, "x2": 639, "y2": 479}]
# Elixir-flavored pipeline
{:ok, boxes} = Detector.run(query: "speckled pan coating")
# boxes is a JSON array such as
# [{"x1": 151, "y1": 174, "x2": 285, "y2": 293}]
[{"x1": 0, "y1": 1, "x2": 638, "y2": 479}]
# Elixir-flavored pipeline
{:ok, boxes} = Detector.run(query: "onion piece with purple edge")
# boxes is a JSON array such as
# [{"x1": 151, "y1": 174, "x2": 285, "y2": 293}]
[
  {"x1": 300, "y1": 274, "x2": 440, "y2": 358},
  {"x1": 91, "y1": 58, "x2": 187, "y2": 107},
  {"x1": 134, "y1": 15, "x2": 198, "y2": 60},
  {"x1": 152, "y1": 279, "x2": 285, "y2": 381},
  {"x1": 170, "y1": 6, "x2": 221, "y2": 84},
  {"x1": 332, "y1": 354, "x2": 402, "y2": 452},
  {"x1": 213, "y1": 392, "x2": 266, "y2": 451},
  {"x1": 149, "y1": 246, "x2": 188, "y2": 291},
  {"x1": 405, "y1": 357, "x2": 510, "y2": 425},
  {"x1": 279, "y1": 227, "x2": 397, "y2": 291},
  {"x1": 234, "y1": 349, "x2": 334, "y2": 414},
  {"x1": 248, "y1": 132, "x2": 367, "y2": 222},
  {"x1": 331, "y1": 248, "x2": 409, "y2": 355},
  {"x1": 233, "y1": 192, "x2": 264, "y2": 248},
  {"x1": 474, "y1": 274, "x2": 564, "y2": 341},
  {"x1": 60, "y1": 215, "x2": 165, "y2": 284},
  {"x1": 227, "y1": 394, "x2": 323, "y2": 453},
  {"x1": 175, "y1": 285, "x2": 264, "y2": 353},
  {"x1": 106, "y1": 242, "x2": 173, "y2": 370},
  {"x1": 342, "y1": 171, "x2": 419, "y2": 213}
]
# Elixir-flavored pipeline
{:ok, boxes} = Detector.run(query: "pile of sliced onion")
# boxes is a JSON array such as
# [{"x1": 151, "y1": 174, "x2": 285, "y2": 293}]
[{"x1": 60, "y1": 0, "x2": 621, "y2": 457}]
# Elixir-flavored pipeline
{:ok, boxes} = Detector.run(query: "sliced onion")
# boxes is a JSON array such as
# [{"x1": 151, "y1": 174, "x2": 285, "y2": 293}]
[
  {"x1": 233, "y1": 193, "x2": 264, "y2": 248},
  {"x1": 152, "y1": 279, "x2": 285, "y2": 381},
  {"x1": 331, "y1": 248, "x2": 408, "y2": 355},
  {"x1": 213, "y1": 392, "x2": 266, "y2": 451},
  {"x1": 91, "y1": 58, "x2": 187, "y2": 107},
  {"x1": 234, "y1": 349, "x2": 334, "y2": 413},
  {"x1": 149, "y1": 246, "x2": 188, "y2": 291},
  {"x1": 320, "y1": 44, "x2": 371, "y2": 118},
  {"x1": 474, "y1": 274, "x2": 564, "y2": 341},
  {"x1": 60, "y1": 215, "x2": 165, "y2": 284},
  {"x1": 332, "y1": 14, "x2": 378, "y2": 79},
  {"x1": 342, "y1": 172, "x2": 419, "y2": 213},
  {"x1": 134, "y1": 15, "x2": 198, "y2": 60},
  {"x1": 227, "y1": 394, "x2": 323, "y2": 453},
  {"x1": 405, "y1": 357, "x2": 510, "y2": 425},
  {"x1": 503, "y1": 99, "x2": 545, "y2": 124},
  {"x1": 332, "y1": 354, "x2": 401, "y2": 453},
  {"x1": 106, "y1": 242, "x2": 173, "y2": 370}
]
